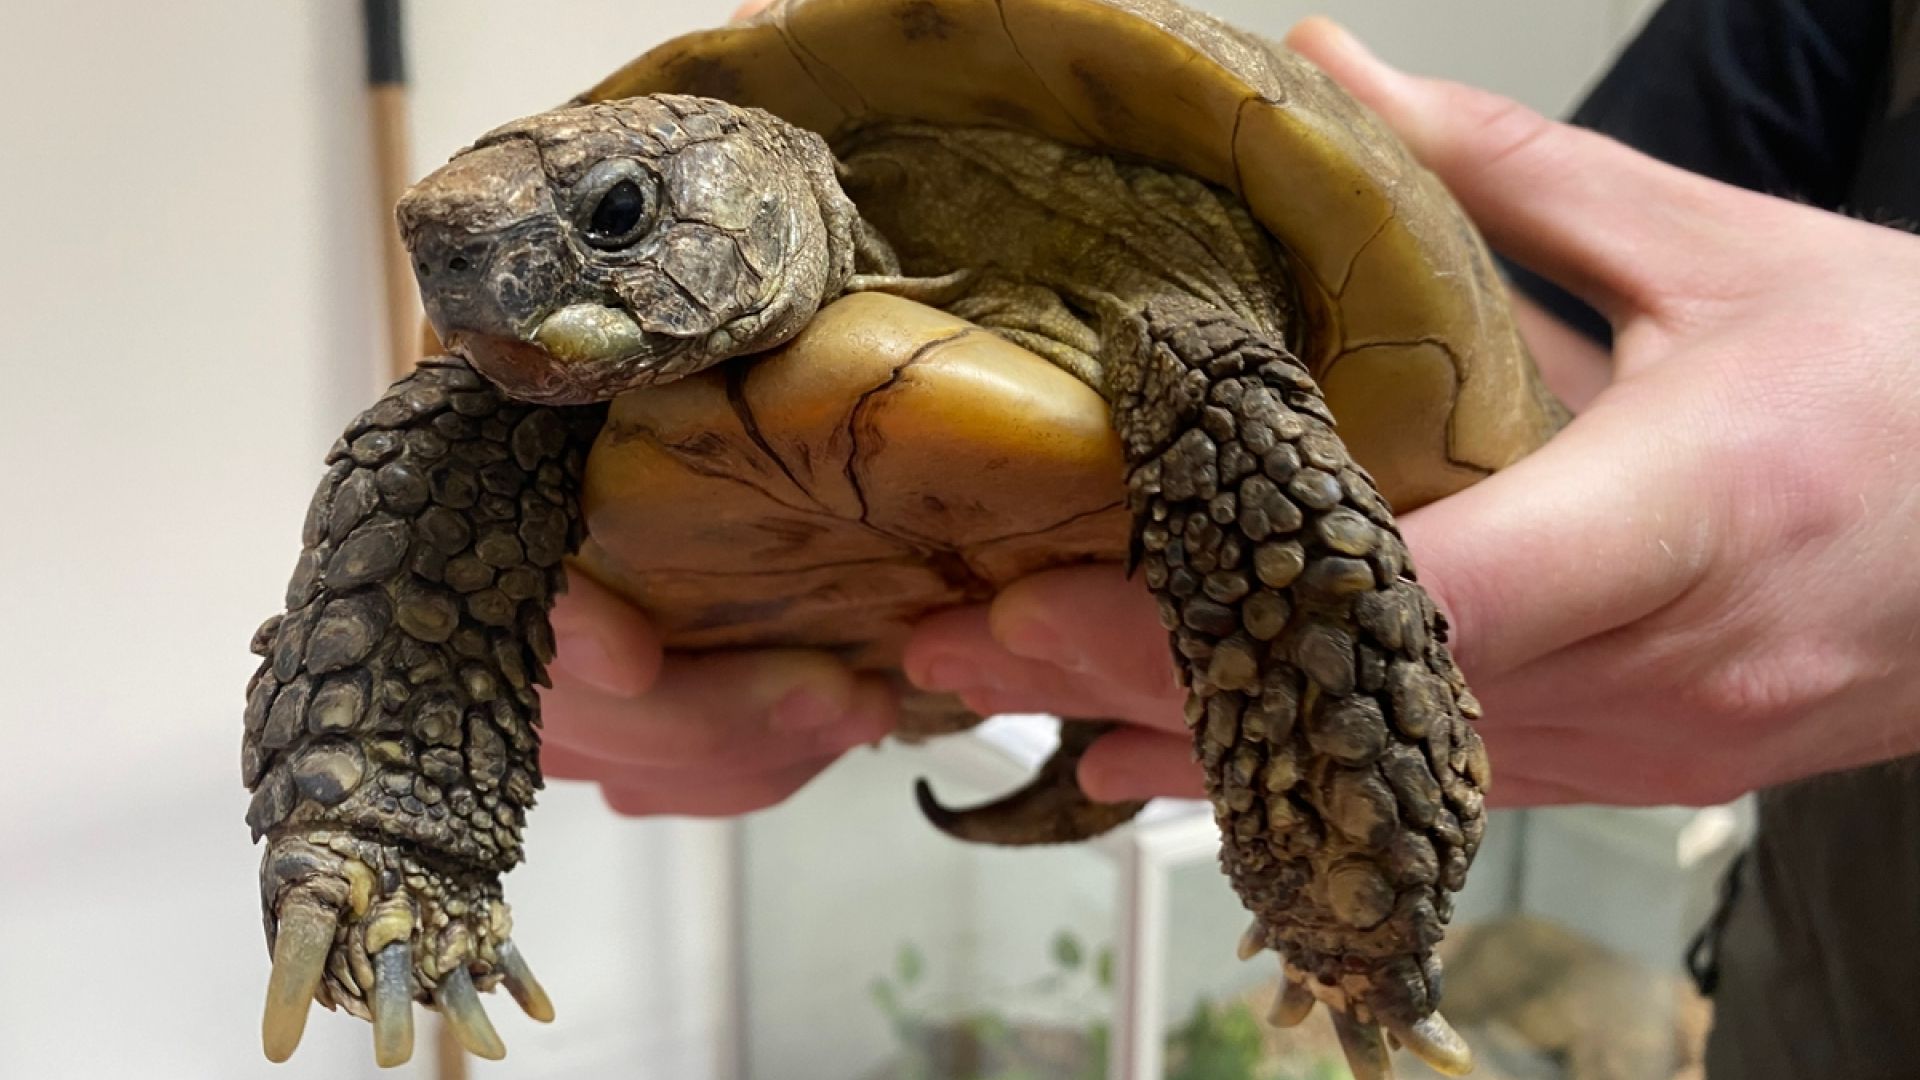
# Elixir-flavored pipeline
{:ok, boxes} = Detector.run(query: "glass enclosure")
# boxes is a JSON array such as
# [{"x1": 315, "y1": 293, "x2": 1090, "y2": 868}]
[{"x1": 737, "y1": 719, "x2": 1744, "y2": 1080}]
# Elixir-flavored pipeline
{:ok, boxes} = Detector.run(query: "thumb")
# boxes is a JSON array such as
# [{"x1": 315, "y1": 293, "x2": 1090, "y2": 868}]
[
  {"x1": 1395, "y1": 383, "x2": 1713, "y2": 680},
  {"x1": 1284, "y1": 17, "x2": 1764, "y2": 321}
]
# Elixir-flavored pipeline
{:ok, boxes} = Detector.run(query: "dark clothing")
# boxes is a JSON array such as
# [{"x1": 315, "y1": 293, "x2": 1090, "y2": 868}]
[
  {"x1": 1503, "y1": 2, "x2": 1920, "y2": 1076},
  {"x1": 1703, "y1": 762, "x2": 1920, "y2": 1079},
  {"x1": 1509, "y1": 0, "x2": 1920, "y2": 344}
]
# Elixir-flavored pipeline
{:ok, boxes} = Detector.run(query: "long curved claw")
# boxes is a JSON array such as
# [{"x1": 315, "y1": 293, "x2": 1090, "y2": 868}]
[
  {"x1": 1236, "y1": 921, "x2": 1266, "y2": 961},
  {"x1": 1268, "y1": 976, "x2": 1317, "y2": 1028},
  {"x1": 262, "y1": 898, "x2": 338, "y2": 1063},
  {"x1": 1330, "y1": 1011, "x2": 1395, "y2": 1080},
  {"x1": 496, "y1": 939, "x2": 555, "y2": 1023},
  {"x1": 1388, "y1": 1013, "x2": 1473, "y2": 1076},
  {"x1": 435, "y1": 966, "x2": 506, "y2": 1060},
  {"x1": 913, "y1": 721, "x2": 1144, "y2": 845},
  {"x1": 371, "y1": 942, "x2": 416, "y2": 1068}
]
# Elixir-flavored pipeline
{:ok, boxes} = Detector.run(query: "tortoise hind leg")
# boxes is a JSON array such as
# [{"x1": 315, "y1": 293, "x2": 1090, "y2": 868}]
[
  {"x1": 242, "y1": 357, "x2": 599, "y2": 1064},
  {"x1": 1107, "y1": 299, "x2": 1486, "y2": 1078},
  {"x1": 915, "y1": 719, "x2": 1145, "y2": 844}
]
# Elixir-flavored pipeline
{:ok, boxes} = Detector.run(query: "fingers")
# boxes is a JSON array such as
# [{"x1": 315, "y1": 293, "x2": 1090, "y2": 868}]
[
  {"x1": 544, "y1": 572, "x2": 893, "y2": 818},
  {"x1": 1480, "y1": 774, "x2": 1594, "y2": 809},
  {"x1": 1077, "y1": 726, "x2": 1205, "y2": 802},
  {"x1": 597, "y1": 753, "x2": 849, "y2": 817},
  {"x1": 1283, "y1": 18, "x2": 1772, "y2": 320},
  {"x1": 550, "y1": 569, "x2": 663, "y2": 696},
  {"x1": 901, "y1": 564, "x2": 1178, "y2": 704},
  {"x1": 901, "y1": 567, "x2": 1201, "y2": 802},
  {"x1": 732, "y1": 0, "x2": 771, "y2": 19},
  {"x1": 988, "y1": 567, "x2": 1184, "y2": 700},
  {"x1": 1477, "y1": 721, "x2": 1750, "y2": 808},
  {"x1": 903, "y1": 568, "x2": 1186, "y2": 730},
  {"x1": 545, "y1": 649, "x2": 896, "y2": 767},
  {"x1": 1394, "y1": 385, "x2": 1713, "y2": 679}
]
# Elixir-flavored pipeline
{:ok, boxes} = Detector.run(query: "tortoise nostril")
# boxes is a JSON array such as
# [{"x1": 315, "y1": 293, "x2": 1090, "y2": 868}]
[
  {"x1": 416, "y1": 261, "x2": 432, "y2": 277},
  {"x1": 448, "y1": 255, "x2": 472, "y2": 273}
]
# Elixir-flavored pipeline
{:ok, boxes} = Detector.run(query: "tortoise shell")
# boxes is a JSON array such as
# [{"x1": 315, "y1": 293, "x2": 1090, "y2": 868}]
[{"x1": 567, "y1": 0, "x2": 1560, "y2": 727}]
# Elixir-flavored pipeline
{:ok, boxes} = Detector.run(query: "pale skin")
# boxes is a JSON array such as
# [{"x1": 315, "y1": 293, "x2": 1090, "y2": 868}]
[{"x1": 545, "y1": 15, "x2": 1920, "y2": 815}]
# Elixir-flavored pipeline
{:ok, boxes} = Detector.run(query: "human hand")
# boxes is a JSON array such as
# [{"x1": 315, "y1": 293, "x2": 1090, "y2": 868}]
[
  {"x1": 906, "y1": 18, "x2": 1920, "y2": 810},
  {"x1": 541, "y1": 570, "x2": 897, "y2": 816}
]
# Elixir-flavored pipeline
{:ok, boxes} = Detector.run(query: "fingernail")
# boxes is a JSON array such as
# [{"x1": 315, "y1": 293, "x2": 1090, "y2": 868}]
[
  {"x1": 552, "y1": 631, "x2": 643, "y2": 696},
  {"x1": 1304, "y1": 16, "x2": 1374, "y2": 62},
  {"x1": 1002, "y1": 617, "x2": 1090, "y2": 672},
  {"x1": 914, "y1": 656, "x2": 988, "y2": 691},
  {"x1": 1330, "y1": 21, "x2": 1371, "y2": 57},
  {"x1": 770, "y1": 688, "x2": 842, "y2": 733}
]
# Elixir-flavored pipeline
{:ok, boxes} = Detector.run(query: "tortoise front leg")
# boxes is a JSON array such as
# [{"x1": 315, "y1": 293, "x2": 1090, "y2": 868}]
[
  {"x1": 241, "y1": 357, "x2": 599, "y2": 1064},
  {"x1": 1109, "y1": 301, "x2": 1484, "y2": 1078}
]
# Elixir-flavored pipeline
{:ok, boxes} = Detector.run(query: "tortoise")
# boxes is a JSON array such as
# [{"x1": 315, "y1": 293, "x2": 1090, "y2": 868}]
[{"x1": 240, "y1": 0, "x2": 1566, "y2": 1074}]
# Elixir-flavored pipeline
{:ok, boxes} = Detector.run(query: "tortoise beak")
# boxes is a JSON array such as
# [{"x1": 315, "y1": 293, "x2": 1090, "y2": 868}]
[{"x1": 398, "y1": 139, "x2": 576, "y2": 374}]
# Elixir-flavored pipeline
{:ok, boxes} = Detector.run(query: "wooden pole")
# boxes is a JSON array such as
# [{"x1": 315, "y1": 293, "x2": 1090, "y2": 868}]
[{"x1": 366, "y1": 0, "x2": 421, "y2": 383}]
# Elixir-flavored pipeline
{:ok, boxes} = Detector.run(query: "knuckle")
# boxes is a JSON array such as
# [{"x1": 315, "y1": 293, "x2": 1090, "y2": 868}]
[
  {"x1": 1445, "y1": 89, "x2": 1561, "y2": 176},
  {"x1": 1679, "y1": 649, "x2": 1848, "y2": 737},
  {"x1": 1705, "y1": 399, "x2": 1859, "y2": 559}
]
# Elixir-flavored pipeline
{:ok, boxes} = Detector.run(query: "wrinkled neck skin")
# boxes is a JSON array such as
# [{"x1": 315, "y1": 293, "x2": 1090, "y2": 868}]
[{"x1": 831, "y1": 122, "x2": 1298, "y2": 397}]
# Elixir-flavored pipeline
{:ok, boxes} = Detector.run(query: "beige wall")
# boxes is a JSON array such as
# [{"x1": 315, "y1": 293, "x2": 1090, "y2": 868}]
[{"x1": 0, "y1": 1, "x2": 1660, "y2": 1077}]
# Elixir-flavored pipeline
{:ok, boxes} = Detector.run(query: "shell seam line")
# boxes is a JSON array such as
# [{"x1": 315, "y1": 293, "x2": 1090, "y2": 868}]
[
  {"x1": 646, "y1": 424, "x2": 861, "y2": 521},
  {"x1": 773, "y1": 10, "x2": 871, "y2": 115},
  {"x1": 725, "y1": 364, "x2": 829, "y2": 512},
  {"x1": 1335, "y1": 213, "x2": 1394, "y2": 300},
  {"x1": 961, "y1": 498, "x2": 1125, "y2": 551},
  {"x1": 993, "y1": 0, "x2": 1102, "y2": 144},
  {"x1": 1336, "y1": 336, "x2": 1491, "y2": 477},
  {"x1": 841, "y1": 327, "x2": 975, "y2": 526}
]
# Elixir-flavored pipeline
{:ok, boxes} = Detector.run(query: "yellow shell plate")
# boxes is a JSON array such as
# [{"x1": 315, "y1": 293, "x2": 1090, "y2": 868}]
[{"x1": 575, "y1": 293, "x2": 1130, "y2": 673}]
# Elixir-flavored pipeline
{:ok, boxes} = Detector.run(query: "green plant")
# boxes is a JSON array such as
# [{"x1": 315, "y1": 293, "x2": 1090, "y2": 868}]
[
  {"x1": 1163, "y1": 997, "x2": 1353, "y2": 1080},
  {"x1": 868, "y1": 933, "x2": 1111, "y2": 1080},
  {"x1": 1165, "y1": 998, "x2": 1269, "y2": 1080},
  {"x1": 870, "y1": 933, "x2": 1343, "y2": 1080}
]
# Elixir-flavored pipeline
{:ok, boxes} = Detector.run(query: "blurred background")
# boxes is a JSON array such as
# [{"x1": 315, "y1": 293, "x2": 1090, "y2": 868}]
[{"x1": 0, "y1": 1, "x2": 1734, "y2": 1078}]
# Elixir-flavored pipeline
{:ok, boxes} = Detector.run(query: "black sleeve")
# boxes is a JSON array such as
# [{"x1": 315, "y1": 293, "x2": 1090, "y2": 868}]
[{"x1": 1505, "y1": 0, "x2": 1893, "y2": 345}]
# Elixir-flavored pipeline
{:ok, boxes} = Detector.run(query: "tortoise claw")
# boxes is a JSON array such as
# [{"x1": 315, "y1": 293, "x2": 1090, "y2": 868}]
[
  {"x1": 1236, "y1": 920, "x2": 1266, "y2": 961},
  {"x1": 912, "y1": 721, "x2": 1144, "y2": 845},
  {"x1": 1267, "y1": 975, "x2": 1317, "y2": 1028},
  {"x1": 1388, "y1": 1012, "x2": 1474, "y2": 1076},
  {"x1": 496, "y1": 939, "x2": 555, "y2": 1022},
  {"x1": 261, "y1": 896, "x2": 338, "y2": 1063},
  {"x1": 1330, "y1": 1010, "x2": 1395, "y2": 1080},
  {"x1": 371, "y1": 942, "x2": 416, "y2": 1068},
  {"x1": 255, "y1": 835, "x2": 530, "y2": 1064},
  {"x1": 436, "y1": 966, "x2": 506, "y2": 1060}
]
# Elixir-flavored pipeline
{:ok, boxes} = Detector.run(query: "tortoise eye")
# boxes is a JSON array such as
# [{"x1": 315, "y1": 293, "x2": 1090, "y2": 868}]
[
  {"x1": 578, "y1": 163, "x2": 657, "y2": 250},
  {"x1": 587, "y1": 181, "x2": 648, "y2": 246}
]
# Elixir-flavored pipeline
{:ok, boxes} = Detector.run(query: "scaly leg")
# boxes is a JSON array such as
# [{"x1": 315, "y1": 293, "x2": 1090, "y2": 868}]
[
  {"x1": 1109, "y1": 300, "x2": 1483, "y2": 1079},
  {"x1": 242, "y1": 357, "x2": 600, "y2": 1065}
]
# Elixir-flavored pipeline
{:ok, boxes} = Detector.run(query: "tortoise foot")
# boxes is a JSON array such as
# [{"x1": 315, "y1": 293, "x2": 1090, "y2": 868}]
[
  {"x1": 1257, "y1": 959, "x2": 1472, "y2": 1079},
  {"x1": 1112, "y1": 303, "x2": 1488, "y2": 1078},
  {"x1": 259, "y1": 833, "x2": 550, "y2": 1067}
]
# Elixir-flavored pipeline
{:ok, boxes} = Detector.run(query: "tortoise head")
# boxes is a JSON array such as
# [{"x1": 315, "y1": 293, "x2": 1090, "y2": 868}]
[{"x1": 398, "y1": 95, "x2": 857, "y2": 404}]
